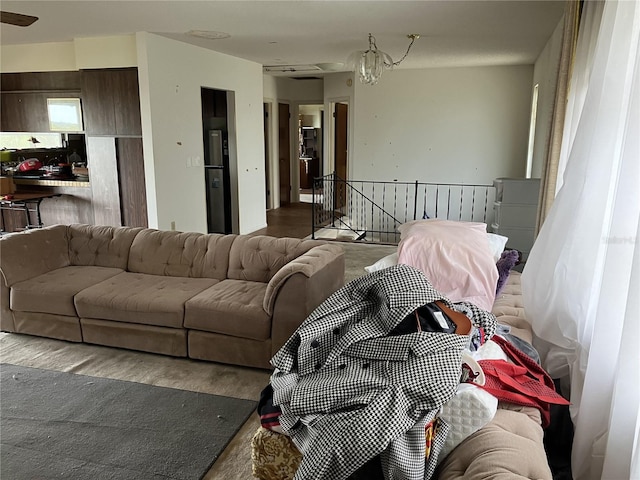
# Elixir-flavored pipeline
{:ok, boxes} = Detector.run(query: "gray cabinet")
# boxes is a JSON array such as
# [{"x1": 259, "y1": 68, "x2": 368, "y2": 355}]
[{"x1": 491, "y1": 178, "x2": 541, "y2": 258}]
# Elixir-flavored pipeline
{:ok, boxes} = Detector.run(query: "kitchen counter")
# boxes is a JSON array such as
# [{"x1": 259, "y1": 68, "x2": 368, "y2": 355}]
[{"x1": 12, "y1": 177, "x2": 90, "y2": 188}]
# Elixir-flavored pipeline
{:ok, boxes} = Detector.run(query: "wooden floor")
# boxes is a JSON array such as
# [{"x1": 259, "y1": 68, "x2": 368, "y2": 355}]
[{"x1": 249, "y1": 202, "x2": 313, "y2": 239}]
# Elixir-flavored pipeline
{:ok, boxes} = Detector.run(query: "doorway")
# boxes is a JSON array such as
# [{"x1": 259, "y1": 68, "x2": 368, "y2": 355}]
[
  {"x1": 334, "y1": 102, "x2": 348, "y2": 209},
  {"x1": 201, "y1": 88, "x2": 232, "y2": 233},
  {"x1": 298, "y1": 104, "x2": 323, "y2": 203}
]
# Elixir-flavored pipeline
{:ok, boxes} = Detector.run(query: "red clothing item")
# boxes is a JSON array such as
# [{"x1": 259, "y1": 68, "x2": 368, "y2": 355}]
[{"x1": 477, "y1": 335, "x2": 570, "y2": 428}]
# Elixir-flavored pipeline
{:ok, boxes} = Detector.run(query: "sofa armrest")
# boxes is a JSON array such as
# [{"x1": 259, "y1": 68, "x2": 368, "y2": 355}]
[
  {"x1": 0, "y1": 224, "x2": 70, "y2": 333},
  {"x1": 264, "y1": 244, "x2": 343, "y2": 314},
  {"x1": 0, "y1": 225, "x2": 70, "y2": 287},
  {"x1": 268, "y1": 244, "x2": 345, "y2": 358},
  {"x1": 1, "y1": 281, "x2": 13, "y2": 332}
]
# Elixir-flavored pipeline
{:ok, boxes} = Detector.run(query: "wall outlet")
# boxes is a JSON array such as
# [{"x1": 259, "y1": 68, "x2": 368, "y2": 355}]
[
  {"x1": 170, "y1": 221, "x2": 176, "y2": 231},
  {"x1": 193, "y1": 156, "x2": 202, "y2": 167}
]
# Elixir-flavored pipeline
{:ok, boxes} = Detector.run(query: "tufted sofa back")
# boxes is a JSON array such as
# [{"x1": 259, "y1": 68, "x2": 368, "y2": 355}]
[
  {"x1": 0, "y1": 224, "x2": 70, "y2": 287},
  {"x1": 127, "y1": 228, "x2": 235, "y2": 279},
  {"x1": 69, "y1": 224, "x2": 143, "y2": 269},
  {"x1": 227, "y1": 235, "x2": 323, "y2": 283},
  {"x1": 1, "y1": 224, "x2": 325, "y2": 285}
]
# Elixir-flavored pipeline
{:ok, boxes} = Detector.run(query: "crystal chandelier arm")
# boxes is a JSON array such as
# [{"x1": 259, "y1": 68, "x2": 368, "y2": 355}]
[{"x1": 387, "y1": 34, "x2": 420, "y2": 67}]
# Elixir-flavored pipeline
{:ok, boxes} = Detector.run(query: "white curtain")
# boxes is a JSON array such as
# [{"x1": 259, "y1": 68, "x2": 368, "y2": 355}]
[{"x1": 521, "y1": 1, "x2": 640, "y2": 479}]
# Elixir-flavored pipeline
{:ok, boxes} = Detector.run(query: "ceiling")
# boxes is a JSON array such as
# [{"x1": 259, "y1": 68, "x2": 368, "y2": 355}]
[{"x1": 0, "y1": 1, "x2": 566, "y2": 76}]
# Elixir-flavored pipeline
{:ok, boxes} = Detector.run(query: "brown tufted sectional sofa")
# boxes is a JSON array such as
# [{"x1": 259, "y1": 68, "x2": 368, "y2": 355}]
[{"x1": 0, "y1": 224, "x2": 345, "y2": 369}]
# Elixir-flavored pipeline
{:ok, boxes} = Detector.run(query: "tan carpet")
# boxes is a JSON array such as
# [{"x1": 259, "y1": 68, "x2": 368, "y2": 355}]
[
  {"x1": 0, "y1": 241, "x2": 397, "y2": 479},
  {"x1": 339, "y1": 241, "x2": 396, "y2": 283}
]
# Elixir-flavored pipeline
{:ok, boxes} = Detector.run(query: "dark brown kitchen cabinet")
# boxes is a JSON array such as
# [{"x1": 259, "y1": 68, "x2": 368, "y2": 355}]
[
  {"x1": 1, "y1": 92, "x2": 50, "y2": 132},
  {"x1": 113, "y1": 70, "x2": 142, "y2": 136},
  {"x1": 1, "y1": 71, "x2": 81, "y2": 91},
  {"x1": 81, "y1": 68, "x2": 142, "y2": 136},
  {"x1": 1, "y1": 71, "x2": 82, "y2": 133},
  {"x1": 117, "y1": 137, "x2": 147, "y2": 227}
]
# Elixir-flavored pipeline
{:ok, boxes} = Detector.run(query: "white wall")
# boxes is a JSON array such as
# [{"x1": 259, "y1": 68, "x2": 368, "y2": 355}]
[
  {"x1": 137, "y1": 33, "x2": 266, "y2": 234},
  {"x1": 1, "y1": 42, "x2": 77, "y2": 72},
  {"x1": 351, "y1": 65, "x2": 534, "y2": 185},
  {"x1": 531, "y1": 16, "x2": 564, "y2": 179},
  {"x1": 0, "y1": 36, "x2": 137, "y2": 72},
  {"x1": 299, "y1": 105, "x2": 323, "y2": 128},
  {"x1": 74, "y1": 35, "x2": 137, "y2": 69}
]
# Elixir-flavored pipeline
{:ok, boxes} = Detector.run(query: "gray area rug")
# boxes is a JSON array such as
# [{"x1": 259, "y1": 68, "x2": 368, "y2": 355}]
[{"x1": 0, "y1": 363, "x2": 257, "y2": 480}]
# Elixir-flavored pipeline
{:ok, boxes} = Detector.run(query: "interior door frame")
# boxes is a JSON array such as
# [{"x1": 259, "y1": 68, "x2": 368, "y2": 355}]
[
  {"x1": 278, "y1": 101, "x2": 291, "y2": 206},
  {"x1": 326, "y1": 98, "x2": 350, "y2": 180},
  {"x1": 263, "y1": 100, "x2": 273, "y2": 210},
  {"x1": 333, "y1": 102, "x2": 349, "y2": 210}
]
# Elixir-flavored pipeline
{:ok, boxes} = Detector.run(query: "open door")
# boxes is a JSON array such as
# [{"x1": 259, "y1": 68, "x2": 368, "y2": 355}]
[
  {"x1": 334, "y1": 102, "x2": 348, "y2": 209},
  {"x1": 278, "y1": 103, "x2": 291, "y2": 205}
]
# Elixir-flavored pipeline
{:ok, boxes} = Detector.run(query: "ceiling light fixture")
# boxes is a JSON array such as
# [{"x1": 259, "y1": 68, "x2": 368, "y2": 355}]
[{"x1": 349, "y1": 33, "x2": 420, "y2": 85}]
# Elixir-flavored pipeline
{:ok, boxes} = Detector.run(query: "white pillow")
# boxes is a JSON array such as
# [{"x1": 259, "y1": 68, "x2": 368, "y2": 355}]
[
  {"x1": 486, "y1": 233, "x2": 509, "y2": 262},
  {"x1": 364, "y1": 252, "x2": 398, "y2": 273}
]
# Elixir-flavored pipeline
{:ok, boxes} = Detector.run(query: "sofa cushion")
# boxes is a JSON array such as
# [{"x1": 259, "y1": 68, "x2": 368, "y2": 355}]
[
  {"x1": 435, "y1": 406, "x2": 549, "y2": 479},
  {"x1": 68, "y1": 224, "x2": 143, "y2": 269},
  {"x1": 127, "y1": 229, "x2": 235, "y2": 279},
  {"x1": 10, "y1": 266, "x2": 124, "y2": 317},
  {"x1": 227, "y1": 236, "x2": 322, "y2": 283},
  {"x1": 74, "y1": 272, "x2": 217, "y2": 328},
  {"x1": 185, "y1": 279, "x2": 271, "y2": 341},
  {"x1": 0, "y1": 225, "x2": 70, "y2": 287}
]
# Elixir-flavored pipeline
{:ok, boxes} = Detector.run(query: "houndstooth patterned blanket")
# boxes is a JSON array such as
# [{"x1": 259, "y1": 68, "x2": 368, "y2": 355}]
[{"x1": 270, "y1": 264, "x2": 497, "y2": 480}]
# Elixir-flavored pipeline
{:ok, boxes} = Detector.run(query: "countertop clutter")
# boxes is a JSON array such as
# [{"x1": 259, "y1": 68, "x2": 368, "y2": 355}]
[{"x1": 9, "y1": 161, "x2": 89, "y2": 182}]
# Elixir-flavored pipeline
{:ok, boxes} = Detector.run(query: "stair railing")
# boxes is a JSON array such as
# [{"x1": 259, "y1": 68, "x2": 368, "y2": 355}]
[{"x1": 311, "y1": 172, "x2": 496, "y2": 244}]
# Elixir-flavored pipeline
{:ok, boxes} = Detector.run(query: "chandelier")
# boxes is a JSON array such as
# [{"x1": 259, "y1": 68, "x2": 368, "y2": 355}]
[{"x1": 349, "y1": 33, "x2": 420, "y2": 85}]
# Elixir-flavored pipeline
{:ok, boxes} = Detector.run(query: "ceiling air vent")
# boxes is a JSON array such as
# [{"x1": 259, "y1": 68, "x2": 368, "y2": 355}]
[{"x1": 263, "y1": 64, "x2": 322, "y2": 74}]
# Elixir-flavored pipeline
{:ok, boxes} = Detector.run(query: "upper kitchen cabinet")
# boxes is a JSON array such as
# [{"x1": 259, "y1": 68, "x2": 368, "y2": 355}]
[
  {"x1": 81, "y1": 68, "x2": 142, "y2": 136},
  {"x1": 1, "y1": 92, "x2": 50, "y2": 132},
  {"x1": 0, "y1": 71, "x2": 82, "y2": 133}
]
